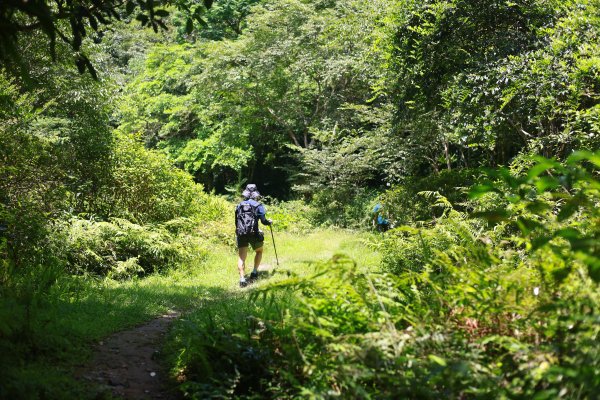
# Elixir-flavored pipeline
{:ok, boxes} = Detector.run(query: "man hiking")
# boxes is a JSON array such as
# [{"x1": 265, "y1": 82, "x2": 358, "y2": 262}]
[{"x1": 235, "y1": 184, "x2": 272, "y2": 287}]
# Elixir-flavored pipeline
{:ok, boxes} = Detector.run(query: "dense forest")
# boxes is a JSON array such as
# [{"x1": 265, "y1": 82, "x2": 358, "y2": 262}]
[{"x1": 1, "y1": 0, "x2": 599, "y2": 399}]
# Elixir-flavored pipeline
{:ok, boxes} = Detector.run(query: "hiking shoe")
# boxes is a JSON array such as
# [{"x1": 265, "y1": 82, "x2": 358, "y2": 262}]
[
  {"x1": 250, "y1": 270, "x2": 259, "y2": 279},
  {"x1": 239, "y1": 280, "x2": 248, "y2": 288}
]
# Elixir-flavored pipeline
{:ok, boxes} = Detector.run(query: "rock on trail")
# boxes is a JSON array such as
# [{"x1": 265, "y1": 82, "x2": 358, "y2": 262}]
[{"x1": 76, "y1": 311, "x2": 180, "y2": 399}]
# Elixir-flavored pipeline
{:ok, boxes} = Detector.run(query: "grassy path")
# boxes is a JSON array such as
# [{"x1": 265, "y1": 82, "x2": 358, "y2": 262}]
[
  {"x1": 62, "y1": 229, "x2": 380, "y2": 398},
  {"x1": 198, "y1": 228, "x2": 381, "y2": 290}
]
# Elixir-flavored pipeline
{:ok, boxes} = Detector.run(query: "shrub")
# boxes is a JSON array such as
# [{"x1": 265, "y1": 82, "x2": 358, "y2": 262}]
[
  {"x1": 380, "y1": 209, "x2": 478, "y2": 275},
  {"x1": 380, "y1": 168, "x2": 479, "y2": 225},
  {"x1": 190, "y1": 195, "x2": 236, "y2": 248},
  {"x1": 164, "y1": 293, "x2": 284, "y2": 398},
  {"x1": 66, "y1": 217, "x2": 205, "y2": 278},
  {"x1": 263, "y1": 198, "x2": 315, "y2": 234},
  {"x1": 104, "y1": 132, "x2": 211, "y2": 224},
  {"x1": 309, "y1": 187, "x2": 378, "y2": 228}
]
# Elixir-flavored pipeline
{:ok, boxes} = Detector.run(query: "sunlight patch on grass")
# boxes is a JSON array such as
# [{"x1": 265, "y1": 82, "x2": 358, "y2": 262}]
[{"x1": 48, "y1": 229, "x2": 379, "y2": 346}]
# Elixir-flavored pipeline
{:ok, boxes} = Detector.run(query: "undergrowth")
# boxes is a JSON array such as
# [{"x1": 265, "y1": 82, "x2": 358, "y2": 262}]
[{"x1": 165, "y1": 153, "x2": 600, "y2": 399}]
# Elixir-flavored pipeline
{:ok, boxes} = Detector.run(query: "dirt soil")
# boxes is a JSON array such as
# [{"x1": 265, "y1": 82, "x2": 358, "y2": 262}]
[
  {"x1": 76, "y1": 311, "x2": 180, "y2": 399},
  {"x1": 75, "y1": 265, "x2": 276, "y2": 399}
]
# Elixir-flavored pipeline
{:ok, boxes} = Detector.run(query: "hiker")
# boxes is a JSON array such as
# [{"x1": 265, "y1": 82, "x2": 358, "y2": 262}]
[
  {"x1": 235, "y1": 184, "x2": 272, "y2": 287},
  {"x1": 372, "y1": 203, "x2": 390, "y2": 232}
]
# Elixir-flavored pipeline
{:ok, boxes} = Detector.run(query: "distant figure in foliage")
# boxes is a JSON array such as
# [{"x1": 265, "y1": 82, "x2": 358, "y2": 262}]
[
  {"x1": 235, "y1": 184, "x2": 272, "y2": 287},
  {"x1": 372, "y1": 203, "x2": 390, "y2": 232}
]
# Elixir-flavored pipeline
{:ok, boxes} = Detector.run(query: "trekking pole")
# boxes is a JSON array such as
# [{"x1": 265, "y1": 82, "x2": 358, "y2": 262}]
[{"x1": 269, "y1": 224, "x2": 279, "y2": 266}]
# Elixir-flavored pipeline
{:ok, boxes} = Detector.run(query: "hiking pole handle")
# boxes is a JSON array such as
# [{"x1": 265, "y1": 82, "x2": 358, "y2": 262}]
[{"x1": 269, "y1": 224, "x2": 279, "y2": 266}]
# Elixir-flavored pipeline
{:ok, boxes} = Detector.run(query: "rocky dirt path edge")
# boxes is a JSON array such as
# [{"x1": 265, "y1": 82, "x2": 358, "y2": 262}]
[{"x1": 76, "y1": 311, "x2": 181, "y2": 399}]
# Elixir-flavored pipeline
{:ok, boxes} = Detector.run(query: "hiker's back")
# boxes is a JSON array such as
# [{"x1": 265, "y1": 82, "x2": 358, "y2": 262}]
[{"x1": 235, "y1": 200, "x2": 259, "y2": 236}]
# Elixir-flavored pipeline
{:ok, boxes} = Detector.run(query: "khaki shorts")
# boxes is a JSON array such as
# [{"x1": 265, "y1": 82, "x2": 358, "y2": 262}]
[{"x1": 236, "y1": 233, "x2": 264, "y2": 250}]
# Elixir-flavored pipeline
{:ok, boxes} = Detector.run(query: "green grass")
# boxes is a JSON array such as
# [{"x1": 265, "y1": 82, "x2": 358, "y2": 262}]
[
  {"x1": 50, "y1": 228, "x2": 378, "y2": 344},
  {"x1": 263, "y1": 228, "x2": 381, "y2": 272},
  {"x1": 161, "y1": 228, "x2": 383, "y2": 398},
  {"x1": 5, "y1": 228, "x2": 379, "y2": 399}
]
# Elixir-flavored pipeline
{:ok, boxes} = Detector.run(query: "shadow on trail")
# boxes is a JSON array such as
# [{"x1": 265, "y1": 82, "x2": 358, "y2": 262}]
[
  {"x1": 62, "y1": 281, "x2": 234, "y2": 400},
  {"x1": 243, "y1": 269, "x2": 276, "y2": 287},
  {"x1": 164, "y1": 270, "x2": 290, "y2": 400},
  {"x1": 75, "y1": 311, "x2": 181, "y2": 400},
  {"x1": 52, "y1": 281, "x2": 232, "y2": 343}
]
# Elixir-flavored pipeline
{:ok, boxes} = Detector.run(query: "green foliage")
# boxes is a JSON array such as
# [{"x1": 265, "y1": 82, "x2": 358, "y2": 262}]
[
  {"x1": 379, "y1": 210, "x2": 472, "y2": 275},
  {"x1": 197, "y1": 0, "x2": 262, "y2": 40},
  {"x1": 66, "y1": 217, "x2": 204, "y2": 278},
  {"x1": 0, "y1": 59, "x2": 113, "y2": 268},
  {"x1": 117, "y1": 43, "x2": 199, "y2": 146},
  {"x1": 0, "y1": 36, "x2": 232, "y2": 398},
  {"x1": 3, "y1": 0, "x2": 600, "y2": 398},
  {"x1": 0, "y1": 0, "x2": 214, "y2": 77},
  {"x1": 296, "y1": 104, "x2": 394, "y2": 202},
  {"x1": 167, "y1": 156, "x2": 600, "y2": 398},
  {"x1": 379, "y1": 169, "x2": 479, "y2": 225},
  {"x1": 112, "y1": 0, "x2": 600, "y2": 204},
  {"x1": 165, "y1": 293, "x2": 283, "y2": 398},
  {"x1": 263, "y1": 199, "x2": 315, "y2": 234},
  {"x1": 118, "y1": 0, "x2": 396, "y2": 196},
  {"x1": 117, "y1": 40, "x2": 255, "y2": 191},
  {"x1": 384, "y1": 0, "x2": 600, "y2": 175},
  {"x1": 377, "y1": 154, "x2": 600, "y2": 397},
  {"x1": 0, "y1": 232, "x2": 76, "y2": 399},
  {"x1": 107, "y1": 132, "x2": 212, "y2": 223},
  {"x1": 469, "y1": 151, "x2": 600, "y2": 283},
  {"x1": 309, "y1": 187, "x2": 378, "y2": 228}
]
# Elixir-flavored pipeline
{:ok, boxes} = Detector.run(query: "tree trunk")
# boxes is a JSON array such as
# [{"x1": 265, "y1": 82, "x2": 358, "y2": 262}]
[{"x1": 444, "y1": 140, "x2": 452, "y2": 171}]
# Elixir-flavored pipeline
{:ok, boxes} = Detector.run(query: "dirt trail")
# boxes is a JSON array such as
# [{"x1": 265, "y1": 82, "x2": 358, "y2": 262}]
[
  {"x1": 76, "y1": 311, "x2": 180, "y2": 399},
  {"x1": 75, "y1": 265, "x2": 276, "y2": 398}
]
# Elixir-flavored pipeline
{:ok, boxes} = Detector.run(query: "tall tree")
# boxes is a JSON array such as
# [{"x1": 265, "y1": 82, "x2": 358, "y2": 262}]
[
  {"x1": 119, "y1": 0, "x2": 396, "y2": 195},
  {"x1": 0, "y1": 0, "x2": 214, "y2": 77},
  {"x1": 384, "y1": 0, "x2": 600, "y2": 176}
]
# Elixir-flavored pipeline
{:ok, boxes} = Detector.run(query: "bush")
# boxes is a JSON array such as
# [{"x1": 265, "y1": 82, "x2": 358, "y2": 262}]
[
  {"x1": 380, "y1": 169, "x2": 479, "y2": 225},
  {"x1": 380, "y1": 207, "x2": 478, "y2": 275},
  {"x1": 66, "y1": 217, "x2": 205, "y2": 278},
  {"x1": 309, "y1": 187, "x2": 378, "y2": 228},
  {"x1": 263, "y1": 198, "x2": 315, "y2": 234},
  {"x1": 164, "y1": 293, "x2": 284, "y2": 398},
  {"x1": 190, "y1": 195, "x2": 236, "y2": 248},
  {"x1": 104, "y1": 132, "x2": 211, "y2": 224},
  {"x1": 0, "y1": 231, "x2": 74, "y2": 400},
  {"x1": 377, "y1": 153, "x2": 600, "y2": 398}
]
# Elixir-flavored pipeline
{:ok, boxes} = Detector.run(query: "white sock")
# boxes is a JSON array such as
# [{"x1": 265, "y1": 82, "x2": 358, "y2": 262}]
[{"x1": 240, "y1": 277, "x2": 246, "y2": 283}]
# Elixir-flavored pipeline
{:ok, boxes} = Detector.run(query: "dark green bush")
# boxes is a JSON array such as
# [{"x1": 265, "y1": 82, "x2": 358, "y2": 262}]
[
  {"x1": 309, "y1": 187, "x2": 378, "y2": 228},
  {"x1": 380, "y1": 169, "x2": 479, "y2": 225},
  {"x1": 165, "y1": 293, "x2": 285, "y2": 399}
]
